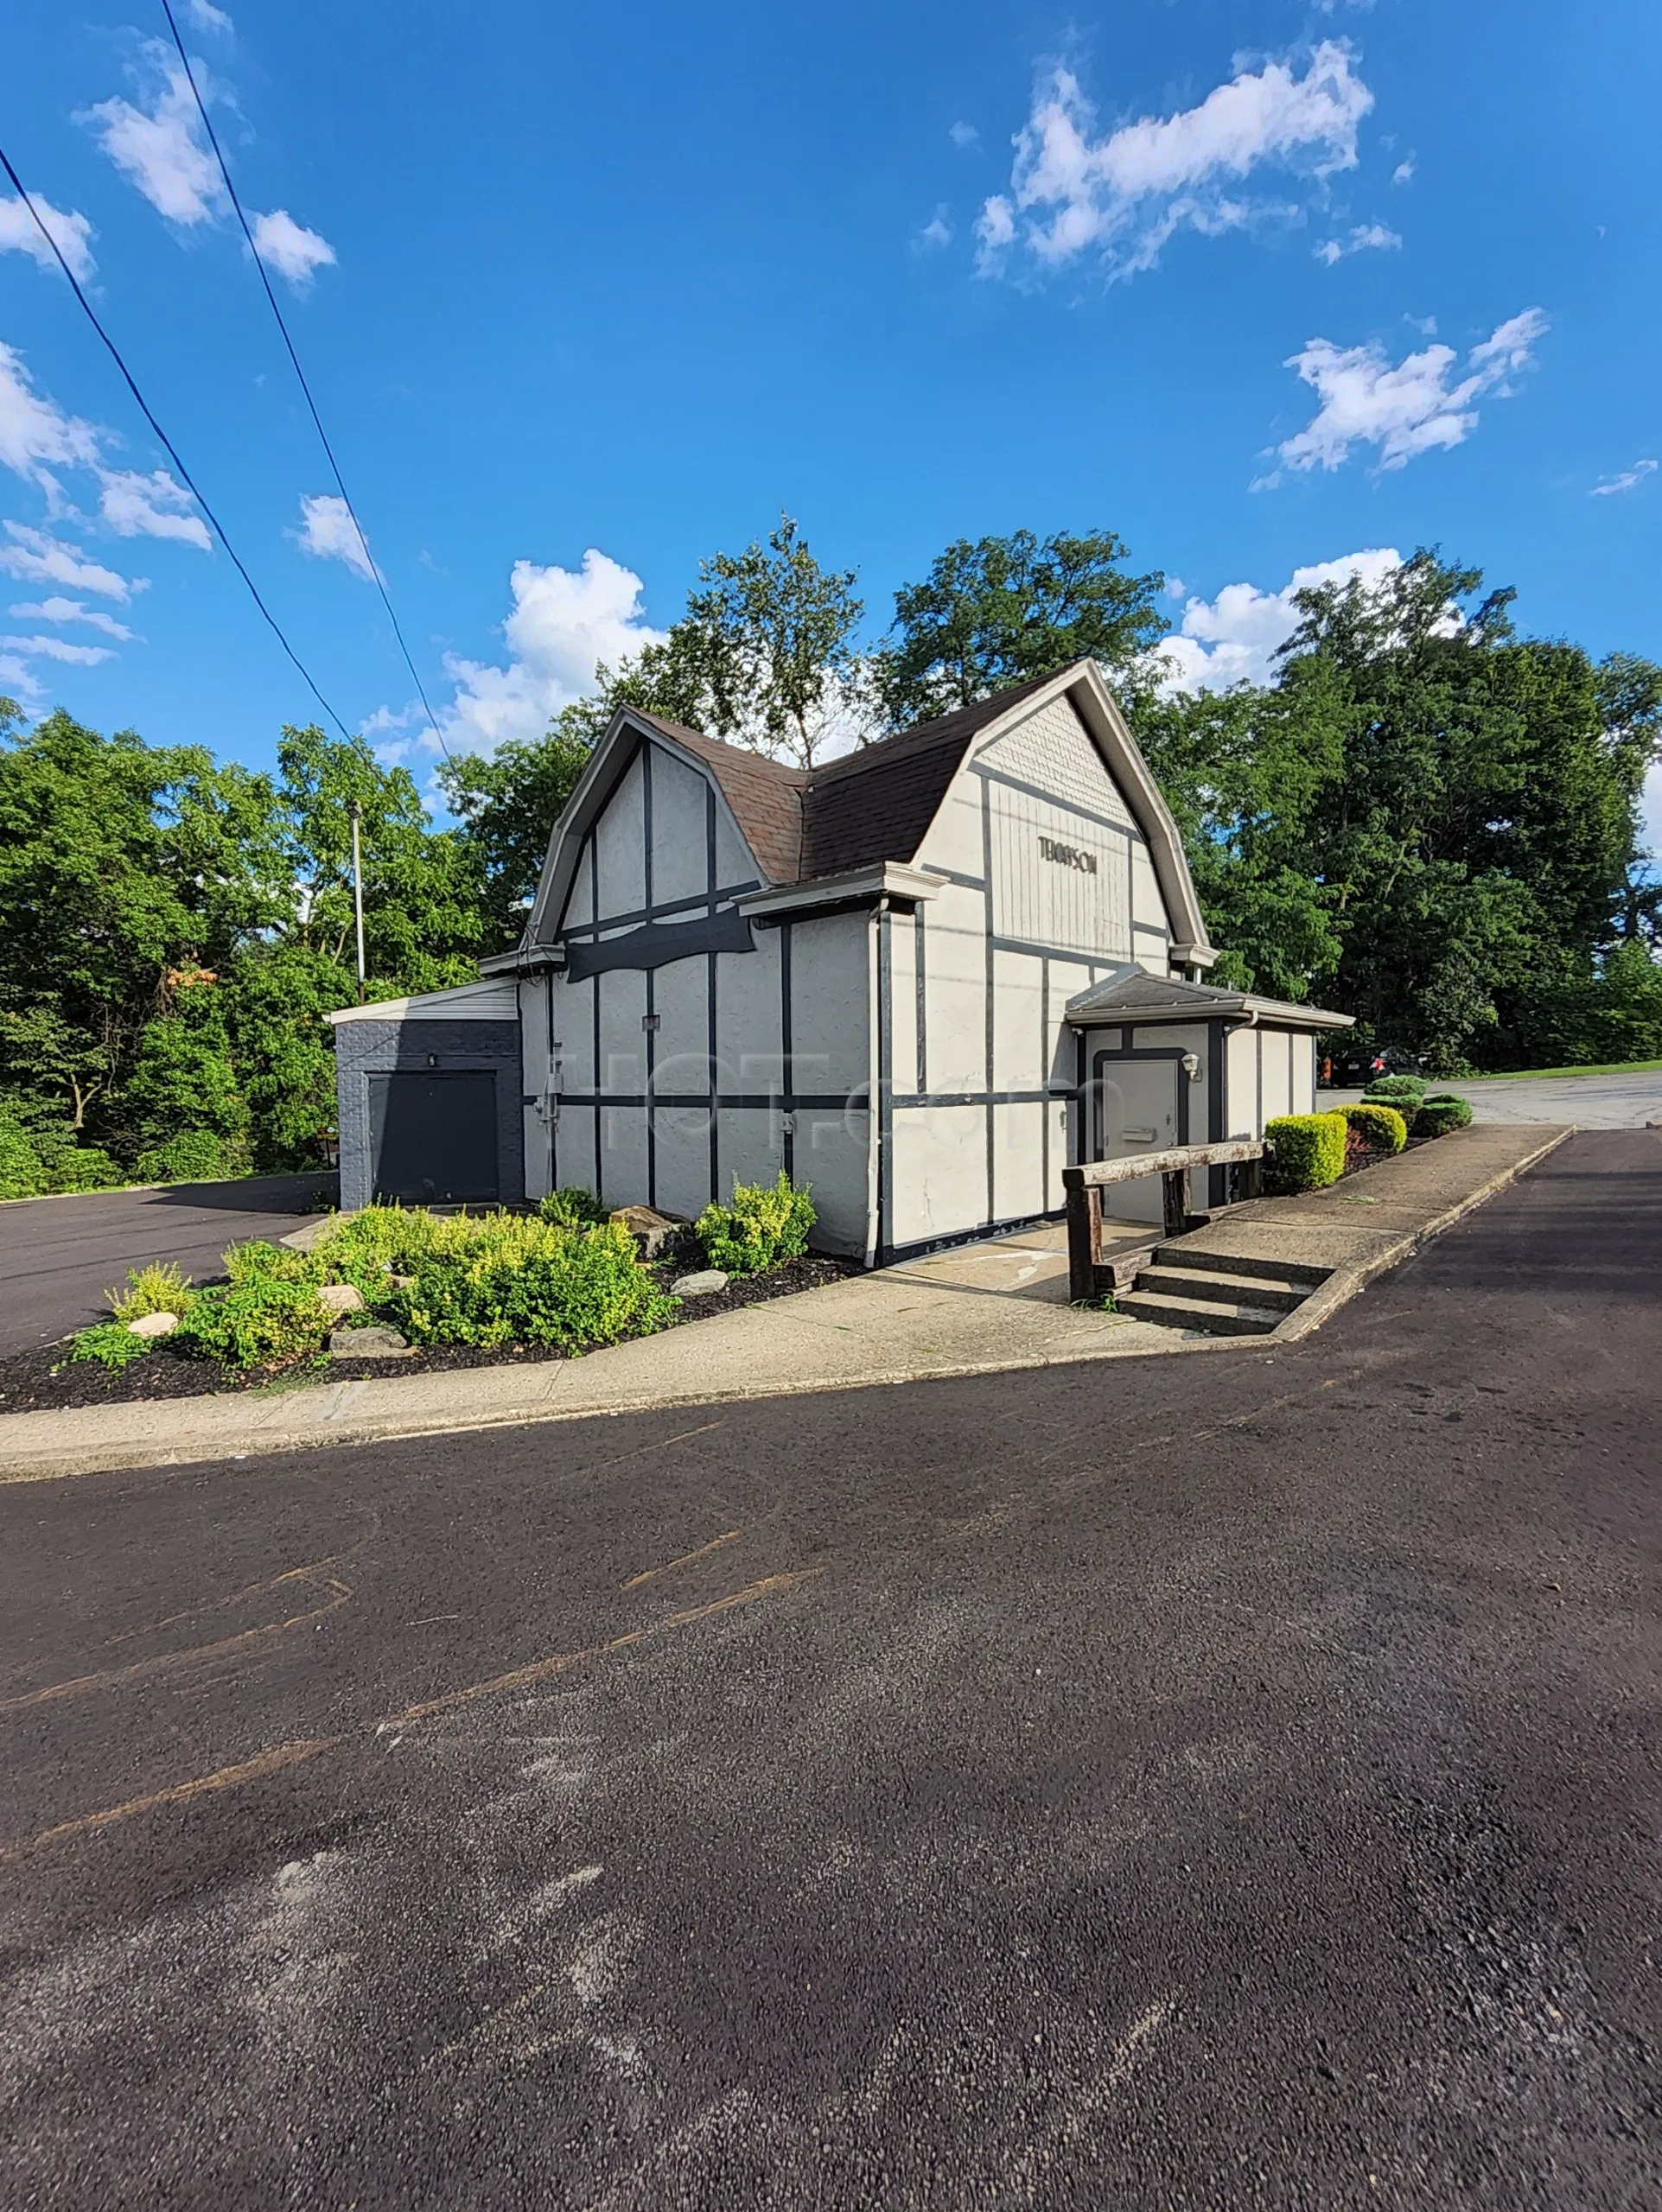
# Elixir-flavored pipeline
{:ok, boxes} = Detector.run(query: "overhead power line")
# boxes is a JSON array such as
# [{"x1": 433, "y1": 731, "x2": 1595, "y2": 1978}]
[
  {"x1": 160, "y1": 0, "x2": 453, "y2": 763},
  {"x1": 0, "y1": 141, "x2": 355, "y2": 743}
]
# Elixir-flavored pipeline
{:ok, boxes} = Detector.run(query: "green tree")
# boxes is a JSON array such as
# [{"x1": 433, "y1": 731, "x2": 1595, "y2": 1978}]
[
  {"x1": 439, "y1": 709, "x2": 594, "y2": 950},
  {"x1": 877, "y1": 528, "x2": 1168, "y2": 725},
  {"x1": 593, "y1": 514, "x2": 867, "y2": 767}
]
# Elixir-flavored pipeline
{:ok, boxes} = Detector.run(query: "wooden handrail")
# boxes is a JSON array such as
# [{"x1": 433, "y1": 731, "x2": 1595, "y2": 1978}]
[
  {"x1": 1062, "y1": 1140, "x2": 1265, "y2": 1192},
  {"x1": 1065, "y1": 1139, "x2": 1268, "y2": 1301}
]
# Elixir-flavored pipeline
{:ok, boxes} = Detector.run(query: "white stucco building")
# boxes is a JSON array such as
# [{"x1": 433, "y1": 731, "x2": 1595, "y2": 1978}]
[{"x1": 331, "y1": 660, "x2": 1346, "y2": 1256}]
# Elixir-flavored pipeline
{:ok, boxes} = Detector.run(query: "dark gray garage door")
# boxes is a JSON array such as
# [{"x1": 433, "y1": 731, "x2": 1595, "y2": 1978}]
[{"x1": 368, "y1": 1071, "x2": 500, "y2": 1205}]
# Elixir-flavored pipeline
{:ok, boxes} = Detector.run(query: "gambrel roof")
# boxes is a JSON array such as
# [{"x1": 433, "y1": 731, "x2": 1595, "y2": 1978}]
[{"x1": 524, "y1": 660, "x2": 1215, "y2": 966}]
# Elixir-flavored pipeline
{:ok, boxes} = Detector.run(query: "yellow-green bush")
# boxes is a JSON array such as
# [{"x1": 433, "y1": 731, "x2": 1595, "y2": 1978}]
[
  {"x1": 695, "y1": 1173, "x2": 816, "y2": 1276},
  {"x1": 1342, "y1": 1102, "x2": 1408, "y2": 1154},
  {"x1": 1265, "y1": 1110, "x2": 1349, "y2": 1193},
  {"x1": 106, "y1": 1260, "x2": 196, "y2": 1323}
]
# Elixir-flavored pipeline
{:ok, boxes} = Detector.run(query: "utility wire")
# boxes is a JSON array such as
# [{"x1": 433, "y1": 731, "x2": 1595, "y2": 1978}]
[
  {"x1": 1, "y1": 138, "x2": 353, "y2": 743},
  {"x1": 160, "y1": 0, "x2": 453, "y2": 762},
  {"x1": 0, "y1": 142, "x2": 355, "y2": 744}
]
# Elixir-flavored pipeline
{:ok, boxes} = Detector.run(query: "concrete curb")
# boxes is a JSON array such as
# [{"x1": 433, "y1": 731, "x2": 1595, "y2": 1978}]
[
  {"x1": 1269, "y1": 1124, "x2": 1575, "y2": 1344},
  {"x1": 0, "y1": 1127, "x2": 1575, "y2": 1485}
]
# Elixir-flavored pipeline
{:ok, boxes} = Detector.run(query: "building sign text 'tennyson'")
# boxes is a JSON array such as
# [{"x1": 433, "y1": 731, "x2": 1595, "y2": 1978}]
[{"x1": 1037, "y1": 835, "x2": 1098, "y2": 875}]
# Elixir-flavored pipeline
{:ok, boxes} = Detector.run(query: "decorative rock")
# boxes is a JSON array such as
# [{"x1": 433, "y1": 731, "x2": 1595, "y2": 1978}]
[
  {"x1": 608, "y1": 1204, "x2": 690, "y2": 1261},
  {"x1": 669, "y1": 1269, "x2": 729, "y2": 1297},
  {"x1": 329, "y1": 1325, "x2": 411, "y2": 1357},
  {"x1": 125, "y1": 1310, "x2": 179, "y2": 1338},
  {"x1": 317, "y1": 1282, "x2": 365, "y2": 1315}
]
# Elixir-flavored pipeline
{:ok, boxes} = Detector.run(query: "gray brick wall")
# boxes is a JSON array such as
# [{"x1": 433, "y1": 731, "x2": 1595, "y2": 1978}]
[{"x1": 334, "y1": 1016, "x2": 525, "y2": 1211}]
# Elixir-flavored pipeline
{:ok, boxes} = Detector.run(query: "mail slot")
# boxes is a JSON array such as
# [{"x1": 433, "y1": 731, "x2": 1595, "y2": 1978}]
[{"x1": 1121, "y1": 1126, "x2": 1157, "y2": 1143}]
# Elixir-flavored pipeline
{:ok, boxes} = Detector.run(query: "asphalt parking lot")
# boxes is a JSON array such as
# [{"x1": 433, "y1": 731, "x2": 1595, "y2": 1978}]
[{"x1": 2, "y1": 1131, "x2": 1659, "y2": 2207}]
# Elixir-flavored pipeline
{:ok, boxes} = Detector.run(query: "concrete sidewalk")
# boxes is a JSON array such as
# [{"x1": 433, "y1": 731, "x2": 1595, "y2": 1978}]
[{"x1": 0, "y1": 1123, "x2": 1570, "y2": 1482}]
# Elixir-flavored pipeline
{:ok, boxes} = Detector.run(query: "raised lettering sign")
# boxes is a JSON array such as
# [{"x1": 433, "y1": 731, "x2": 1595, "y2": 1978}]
[{"x1": 1037, "y1": 835, "x2": 1098, "y2": 875}]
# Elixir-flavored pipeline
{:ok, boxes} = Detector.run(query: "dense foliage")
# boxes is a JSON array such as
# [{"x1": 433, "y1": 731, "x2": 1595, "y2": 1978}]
[
  {"x1": 696, "y1": 1173, "x2": 818, "y2": 1275},
  {"x1": 3, "y1": 524, "x2": 1658, "y2": 1189},
  {"x1": 71, "y1": 1204, "x2": 681, "y2": 1375},
  {"x1": 1264, "y1": 1111, "x2": 1350, "y2": 1193}
]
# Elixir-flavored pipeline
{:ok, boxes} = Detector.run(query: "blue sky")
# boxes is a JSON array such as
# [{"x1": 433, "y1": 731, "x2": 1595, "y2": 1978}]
[{"x1": 3, "y1": 0, "x2": 1659, "y2": 842}]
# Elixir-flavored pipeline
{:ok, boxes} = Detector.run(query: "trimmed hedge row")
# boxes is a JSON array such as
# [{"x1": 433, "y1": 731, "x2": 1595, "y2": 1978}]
[
  {"x1": 1264, "y1": 1110, "x2": 1349, "y2": 1192},
  {"x1": 1343, "y1": 1102, "x2": 1409, "y2": 1154}
]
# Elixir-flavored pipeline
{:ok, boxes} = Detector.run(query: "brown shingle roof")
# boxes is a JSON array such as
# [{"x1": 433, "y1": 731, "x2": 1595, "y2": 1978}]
[{"x1": 635, "y1": 668, "x2": 1062, "y2": 888}]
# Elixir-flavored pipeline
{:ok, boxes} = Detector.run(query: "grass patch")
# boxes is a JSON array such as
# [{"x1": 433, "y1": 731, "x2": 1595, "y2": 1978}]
[{"x1": 1460, "y1": 1059, "x2": 1662, "y2": 1083}]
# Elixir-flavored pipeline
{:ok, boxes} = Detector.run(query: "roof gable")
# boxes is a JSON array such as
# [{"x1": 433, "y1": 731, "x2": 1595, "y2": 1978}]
[{"x1": 524, "y1": 662, "x2": 1216, "y2": 967}]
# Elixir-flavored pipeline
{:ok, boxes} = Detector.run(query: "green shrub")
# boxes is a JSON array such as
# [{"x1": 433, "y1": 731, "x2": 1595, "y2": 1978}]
[
  {"x1": 175, "y1": 1279, "x2": 332, "y2": 1369},
  {"x1": 539, "y1": 1185, "x2": 604, "y2": 1230},
  {"x1": 68, "y1": 1320, "x2": 158, "y2": 1371},
  {"x1": 1360, "y1": 1073, "x2": 1429, "y2": 1107},
  {"x1": 695, "y1": 1173, "x2": 817, "y2": 1276},
  {"x1": 106, "y1": 1260, "x2": 195, "y2": 1323},
  {"x1": 0, "y1": 1109, "x2": 48, "y2": 1200},
  {"x1": 1417, "y1": 1094, "x2": 1474, "y2": 1136},
  {"x1": 50, "y1": 1146, "x2": 124, "y2": 1192},
  {"x1": 385, "y1": 1218, "x2": 677, "y2": 1351},
  {"x1": 1342, "y1": 1103, "x2": 1408, "y2": 1154},
  {"x1": 1265, "y1": 1111, "x2": 1349, "y2": 1194},
  {"x1": 222, "y1": 1237, "x2": 327, "y2": 1287},
  {"x1": 135, "y1": 1129, "x2": 240, "y2": 1185}
]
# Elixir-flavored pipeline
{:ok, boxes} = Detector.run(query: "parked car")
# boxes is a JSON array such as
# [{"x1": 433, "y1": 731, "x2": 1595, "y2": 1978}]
[{"x1": 1321, "y1": 1044, "x2": 1423, "y2": 1087}]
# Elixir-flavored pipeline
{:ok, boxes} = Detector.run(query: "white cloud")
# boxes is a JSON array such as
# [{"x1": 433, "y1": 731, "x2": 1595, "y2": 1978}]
[
  {"x1": 0, "y1": 523, "x2": 139, "y2": 601},
  {"x1": 1391, "y1": 156, "x2": 1415, "y2": 185},
  {"x1": 291, "y1": 493, "x2": 377, "y2": 582},
  {"x1": 0, "y1": 193, "x2": 96, "y2": 282},
  {"x1": 0, "y1": 342, "x2": 102, "y2": 493},
  {"x1": 0, "y1": 652, "x2": 44, "y2": 702},
  {"x1": 950, "y1": 121, "x2": 980, "y2": 149},
  {"x1": 97, "y1": 467, "x2": 212, "y2": 550},
  {"x1": 916, "y1": 209, "x2": 953, "y2": 250},
  {"x1": 422, "y1": 550, "x2": 665, "y2": 756},
  {"x1": 250, "y1": 207, "x2": 336, "y2": 288},
  {"x1": 1591, "y1": 458, "x2": 1658, "y2": 497},
  {"x1": 1314, "y1": 220, "x2": 1400, "y2": 264},
  {"x1": 1156, "y1": 548, "x2": 1403, "y2": 691},
  {"x1": 8, "y1": 595, "x2": 135, "y2": 639},
  {"x1": 80, "y1": 51, "x2": 226, "y2": 227},
  {"x1": 0, "y1": 632, "x2": 116, "y2": 666},
  {"x1": 978, "y1": 41, "x2": 1372, "y2": 280},
  {"x1": 1264, "y1": 306, "x2": 1548, "y2": 480},
  {"x1": 186, "y1": 0, "x2": 234, "y2": 30}
]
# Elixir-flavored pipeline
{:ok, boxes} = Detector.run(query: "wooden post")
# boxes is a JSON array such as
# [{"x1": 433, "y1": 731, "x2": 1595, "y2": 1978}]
[
  {"x1": 1065, "y1": 1178, "x2": 1102, "y2": 1303},
  {"x1": 1162, "y1": 1169, "x2": 1188, "y2": 1239}
]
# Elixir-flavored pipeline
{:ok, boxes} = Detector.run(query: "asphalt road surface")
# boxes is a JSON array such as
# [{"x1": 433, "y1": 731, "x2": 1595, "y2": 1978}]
[
  {"x1": 0, "y1": 1173, "x2": 334, "y2": 1354},
  {"x1": 2, "y1": 1131, "x2": 1659, "y2": 2209},
  {"x1": 1328, "y1": 1066, "x2": 1662, "y2": 1128}
]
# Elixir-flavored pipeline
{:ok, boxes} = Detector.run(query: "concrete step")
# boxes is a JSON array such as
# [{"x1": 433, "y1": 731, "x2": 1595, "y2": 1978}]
[
  {"x1": 1116, "y1": 1287, "x2": 1286, "y2": 1337},
  {"x1": 1136, "y1": 1264, "x2": 1309, "y2": 1313},
  {"x1": 1150, "y1": 1243, "x2": 1331, "y2": 1289}
]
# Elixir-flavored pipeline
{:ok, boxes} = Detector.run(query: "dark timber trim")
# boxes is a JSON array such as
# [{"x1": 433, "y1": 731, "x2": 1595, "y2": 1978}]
[
  {"x1": 878, "y1": 905, "x2": 894, "y2": 1259},
  {"x1": 969, "y1": 761, "x2": 1137, "y2": 840},
  {"x1": 563, "y1": 906, "x2": 757, "y2": 981},
  {"x1": 780, "y1": 919, "x2": 794, "y2": 1183},
  {"x1": 1207, "y1": 1014, "x2": 1227, "y2": 1207},
  {"x1": 643, "y1": 742, "x2": 655, "y2": 1208},
  {"x1": 556, "y1": 880, "x2": 761, "y2": 941},
  {"x1": 706, "y1": 780, "x2": 720, "y2": 1201}
]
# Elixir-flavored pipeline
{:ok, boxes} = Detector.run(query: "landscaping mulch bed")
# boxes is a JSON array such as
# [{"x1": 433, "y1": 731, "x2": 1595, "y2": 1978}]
[{"x1": 0, "y1": 1252, "x2": 860, "y2": 1416}]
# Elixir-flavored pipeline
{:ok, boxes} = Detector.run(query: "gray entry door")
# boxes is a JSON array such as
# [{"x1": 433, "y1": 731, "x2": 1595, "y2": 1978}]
[
  {"x1": 1091, "y1": 1051, "x2": 1185, "y2": 1225},
  {"x1": 368, "y1": 1071, "x2": 500, "y2": 1205}
]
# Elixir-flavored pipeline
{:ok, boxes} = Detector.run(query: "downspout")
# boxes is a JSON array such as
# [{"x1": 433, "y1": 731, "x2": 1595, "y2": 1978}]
[{"x1": 867, "y1": 899, "x2": 890, "y2": 1269}]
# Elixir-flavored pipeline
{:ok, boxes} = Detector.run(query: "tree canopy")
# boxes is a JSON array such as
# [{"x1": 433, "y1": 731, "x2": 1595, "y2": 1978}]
[{"x1": 0, "y1": 524, "x2": 1658, "y2": 1193}]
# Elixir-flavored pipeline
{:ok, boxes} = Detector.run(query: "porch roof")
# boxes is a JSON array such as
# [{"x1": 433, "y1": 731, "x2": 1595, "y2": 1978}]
[{"x1": 1065, "y1": 970, "x2": 1353, "y2": 1033}]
